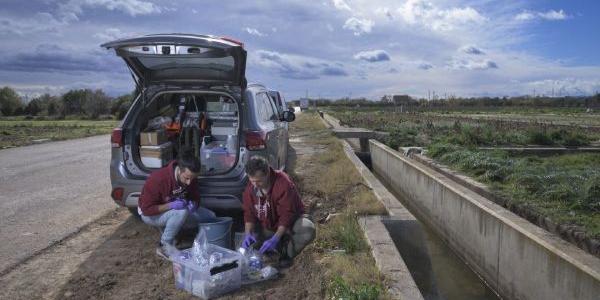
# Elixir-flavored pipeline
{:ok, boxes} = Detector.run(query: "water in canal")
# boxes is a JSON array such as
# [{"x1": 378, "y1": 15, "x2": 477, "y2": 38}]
[{"x1": 373, "y1": 171, "x2": 501, "y2": 300}]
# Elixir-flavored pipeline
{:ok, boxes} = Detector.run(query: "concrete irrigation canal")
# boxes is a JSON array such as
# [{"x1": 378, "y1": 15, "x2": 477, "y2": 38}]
[{"x1": 321, "y1": 112, "x2": 600, "y2": 300}]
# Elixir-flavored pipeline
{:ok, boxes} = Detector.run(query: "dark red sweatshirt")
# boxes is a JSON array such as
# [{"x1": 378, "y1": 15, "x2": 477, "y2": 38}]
[
  {"x1": 139, "y1": 161, "x2": 201, "y2": 216},
  {"x1": 243, "y1": 168, "x2": 304, "y2": 231}
]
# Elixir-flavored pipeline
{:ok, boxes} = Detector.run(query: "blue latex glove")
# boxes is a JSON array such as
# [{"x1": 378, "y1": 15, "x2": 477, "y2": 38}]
[
  {"x1": 168, "y1": 198, "x2": 187, "y2": 210},
  {"x1": 259, "y1": 235, "x2": 280, "y2": 254},
  {"x1": 187, "y1": 201, "x2": 198, "y2": 212},
  {"x1": 242, "y1": 233, "x2": 257, "y2": 249}
]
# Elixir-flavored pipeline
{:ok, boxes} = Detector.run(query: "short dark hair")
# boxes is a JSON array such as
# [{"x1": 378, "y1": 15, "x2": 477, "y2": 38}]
[
  {"x1": 245, "y1": 156, "x2": 270, "y2": 176},
  {"x1": 177, "y1": 149, "x2": 201, "y2": 173}
]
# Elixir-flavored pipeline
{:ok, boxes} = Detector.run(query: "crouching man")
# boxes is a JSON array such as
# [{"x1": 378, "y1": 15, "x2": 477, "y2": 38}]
[
  {"x1": 241, "y1": 156, "x2": 316, "y2": 267},
  {"x1": 138, "y1": 150, "x2": 216, "y2": 258}
]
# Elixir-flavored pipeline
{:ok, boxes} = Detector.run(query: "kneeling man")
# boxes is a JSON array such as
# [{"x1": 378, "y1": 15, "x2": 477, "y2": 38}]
[
  {"x1": 138, "y1": 150, "x2": 216, "y2": 258},
  {"x1": 241, "y1": 156, "x2": 316, "y2": 267}
]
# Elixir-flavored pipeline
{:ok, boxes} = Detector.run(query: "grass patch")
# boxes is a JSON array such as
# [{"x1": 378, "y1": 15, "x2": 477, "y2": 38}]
[
  {"x1": 290, "y1": 112, "x2": 389, "y2": 299},
  {"x1": 317, "y1": 213, "x2": 368, "y2": 254},
  {"x1": 429, "y1": 146, "x2": 600, "y2": 237},
  {"x1": 0, "y1": 119, "x2": 117, "y2": 148},
  {"x1": 348, "y1": 188, "x2": 387, "y2": 216},
  {"x1": 328, "y1": 275, "x2": 383, "y2": 300},
  {"x1": 333, "y1": 110, "x2": 600, "y2": 149}
]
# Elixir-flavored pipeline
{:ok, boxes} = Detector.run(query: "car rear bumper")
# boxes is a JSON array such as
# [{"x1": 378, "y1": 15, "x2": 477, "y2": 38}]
[{"x1": 111, "y1": 159, "x2": 246, "y2": 210}]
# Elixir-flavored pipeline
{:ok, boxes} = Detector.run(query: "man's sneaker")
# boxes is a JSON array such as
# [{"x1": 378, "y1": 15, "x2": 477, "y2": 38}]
[{"x1": 155, "y1": 243, "x2": 170, "y2": 260}]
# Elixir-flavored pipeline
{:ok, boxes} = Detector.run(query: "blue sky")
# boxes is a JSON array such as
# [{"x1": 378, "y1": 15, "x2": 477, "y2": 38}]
[{"x1": 0, "y1": 0, "x2": 598, "y2": 100}]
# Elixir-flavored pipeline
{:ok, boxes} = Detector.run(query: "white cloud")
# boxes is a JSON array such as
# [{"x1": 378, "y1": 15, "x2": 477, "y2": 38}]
[
  {"x1": 396, "y1": 0, "x2": 486, "y2": 31},
  {"x1": 515, "y1": 9, "x2": 569, "y2": 22},
  {"x1": 448, "y1": 59, "x2": 498, "y2": 70},
  {"x1": 343, "y1": 17, "x2": 374, "y2": 36},
  {"x1": 244, "y1": 27, "x2": 266, "y2": 37},
  {"x1": 515, "y1": 12, "x2": 535, "y2": 21},
  {"x1": 93, "y1": 28, "x2": 129, "y2": 40},
  {"x1": 252, "y1": 50, "x2": 348, "y2": 79},
  {"x1": 461, "y1": 45, "x2": 485, "y2": 55},
  {"x1": 332, "y1": 0, "x2": 352, "y2": 12},
  {"x1": 375, "y1": 7, "x2": 393, "y2": 20},
  {"x1": 539, "y1": 9, "x2": 568, "y2": 20},
  {"x1": 354, "y1": 50, "x2": 390, "y2": 62},
  {"x1": 0, "y1": 13, "x2": 66, "y2": 35},
  {"x1": 418, "y1": 62, "x2": 433, "y2": 70},
  {"x1": 525, "y1": 78, "x2": 600, "y2": 96},
  {"x1": 58, "y1": 0, "x2": 161, "y2": 21}
]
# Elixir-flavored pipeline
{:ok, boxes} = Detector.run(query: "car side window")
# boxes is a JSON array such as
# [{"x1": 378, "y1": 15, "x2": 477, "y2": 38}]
[
  {"x1": 266, "y1": 95, "x2": 281, "y2": 119},
  {"x1": 256, "y1": 93, "x2": 276, "y2": 123},
  {"x1": 256, "y1": 93, "x2": 274, "y2": 123}
]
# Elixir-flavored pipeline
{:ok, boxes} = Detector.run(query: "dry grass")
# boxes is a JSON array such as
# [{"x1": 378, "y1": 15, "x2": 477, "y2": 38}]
[
  {"x1": 290, "y1": 112, "x2": 389, "y2": 299},
  {"x1": 324, "y1": 253, "x2": 387, "y2": 290},
  {"x1": 348, "y1": 188, "x2": 387, "y2": 216}
]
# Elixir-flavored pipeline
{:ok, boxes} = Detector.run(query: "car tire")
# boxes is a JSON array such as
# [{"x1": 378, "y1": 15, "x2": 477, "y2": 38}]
[{"x1": 128, "y1": 207, "x2": 141, "y2": 218}]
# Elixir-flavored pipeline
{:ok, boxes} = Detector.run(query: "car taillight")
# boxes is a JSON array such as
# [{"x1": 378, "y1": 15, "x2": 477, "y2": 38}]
[
  {"x1": 220, "y1": 36, "x2": 244, "y2": 48},
  {"x1": 245, "y1": 130, "x2": 267, "y2": 150},
  {"x1": 111, "y1": 187, "x2": 124, "y2": 202},
  {"x1": 111, "y1": 128, "x2": 123, "y2": 148}
]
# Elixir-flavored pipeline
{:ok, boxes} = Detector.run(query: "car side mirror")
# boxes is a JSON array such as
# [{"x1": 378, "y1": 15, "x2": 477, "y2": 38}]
[{"x1": 282, "y1": 110, "x2": 296, "y2": 122}]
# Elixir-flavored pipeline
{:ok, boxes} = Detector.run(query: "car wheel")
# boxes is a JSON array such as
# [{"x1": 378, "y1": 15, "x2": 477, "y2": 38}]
[{"x1": 128, "y1": 207, "x2": 141, "y2": 218}]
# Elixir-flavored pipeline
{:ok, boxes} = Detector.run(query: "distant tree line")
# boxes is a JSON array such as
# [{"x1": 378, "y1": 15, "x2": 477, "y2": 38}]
[
  {"x1": 291, "y1": 93, "x2": 600, "y2": 110},
  {"x1": 0, "y1": 86, "x2": 134, "y2": 119}
]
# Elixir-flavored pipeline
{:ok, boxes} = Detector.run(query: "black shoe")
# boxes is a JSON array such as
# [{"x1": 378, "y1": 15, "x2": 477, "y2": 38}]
[{"x1": 278, "y1": 255, "x2": 293, "y2": 268}]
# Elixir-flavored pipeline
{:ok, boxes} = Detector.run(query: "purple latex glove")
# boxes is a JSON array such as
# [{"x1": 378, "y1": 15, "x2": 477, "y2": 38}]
[
  {"x1": 259, "y1": 235, "x2": 280, "y2": 254},
  {"x1": 242, "y1": 233, "x2": 257, "y2": 249},
  {"x1": 187, "y1": 201, "x2": 198, "y2": 212},
  {"x1": 168, "y1": 198, "x2": 187, "y2": 210}
]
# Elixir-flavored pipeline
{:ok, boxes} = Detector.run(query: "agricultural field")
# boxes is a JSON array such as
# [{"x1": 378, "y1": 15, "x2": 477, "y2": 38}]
[
  {"x1": 331, "y1": 109, "x2": 600, "y2": 239},
  {"x1": 423, "y1": 111, "x2": 600, "y2": 128},
  {"x1": 0, "y1": 119, "x2": 118, "y2": 148}
]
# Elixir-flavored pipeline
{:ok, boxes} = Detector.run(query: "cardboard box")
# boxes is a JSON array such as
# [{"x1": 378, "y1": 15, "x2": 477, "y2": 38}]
[
  {"x1": 140, "y1": 142, "x2": 173, "y2": 168},
  {"x1": 140, "y1": 129, "x2": 167, "y2": 146}
]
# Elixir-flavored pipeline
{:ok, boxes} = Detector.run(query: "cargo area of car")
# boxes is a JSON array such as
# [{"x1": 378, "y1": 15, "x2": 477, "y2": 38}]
[{"x1": 133, "y1": 91, "x2": 240, "y2": 175}]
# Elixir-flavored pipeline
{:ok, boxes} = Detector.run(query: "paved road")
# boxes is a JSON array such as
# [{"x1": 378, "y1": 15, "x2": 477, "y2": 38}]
[{"x1": 0, "y1": 135, "x2": 115, "y2": 274}]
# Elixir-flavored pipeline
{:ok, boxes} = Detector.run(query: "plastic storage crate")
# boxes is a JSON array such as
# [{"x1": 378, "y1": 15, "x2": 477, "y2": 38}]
[
  {"x1": 170, "y1": 244, "x2": 242, "y2": 299},
  {"x1": 200, "y1": 142, "x2": 236, "y2": 172}
]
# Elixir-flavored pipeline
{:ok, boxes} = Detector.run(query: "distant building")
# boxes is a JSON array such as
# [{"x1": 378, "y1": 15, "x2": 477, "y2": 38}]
[
  {"x1": 380, "y1": 94, "x2": 415, "y2": 106},
  {"x1": 299, "y1": 98, "x2": 310, "y2": 111}
]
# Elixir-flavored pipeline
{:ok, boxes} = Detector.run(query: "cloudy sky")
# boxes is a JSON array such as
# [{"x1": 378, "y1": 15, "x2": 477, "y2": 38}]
[{"x1": 1, "y1": 0, "x2": 599, "y2": 100}]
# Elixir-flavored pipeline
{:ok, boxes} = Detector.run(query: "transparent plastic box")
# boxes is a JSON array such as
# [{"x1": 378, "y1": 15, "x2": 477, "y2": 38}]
[
  {"x1": 169, "y1": 244, "x2": 242, "y2": 299},
  {"x1": 200, "y1": 141, "x2": 236, "y2": 172}
]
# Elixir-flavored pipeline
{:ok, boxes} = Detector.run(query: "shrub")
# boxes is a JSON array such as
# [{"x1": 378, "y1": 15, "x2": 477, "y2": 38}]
[{"x1": 527, "y1": 130, "x2": 554, "y2": 145}]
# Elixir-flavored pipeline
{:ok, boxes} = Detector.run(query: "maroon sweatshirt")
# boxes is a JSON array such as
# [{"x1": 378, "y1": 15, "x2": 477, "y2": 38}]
[
  {"x1": 243, "y1": 168, "x2": 305, "y2": 231},
  {"x1": 139, "y1": 161, "x2": 201, "y2": 216}
]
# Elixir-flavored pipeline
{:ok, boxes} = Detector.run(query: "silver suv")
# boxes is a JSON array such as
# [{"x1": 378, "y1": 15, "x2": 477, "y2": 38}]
[{"x1": 103, "y1": 34, "x2": 295, "y2": 215}]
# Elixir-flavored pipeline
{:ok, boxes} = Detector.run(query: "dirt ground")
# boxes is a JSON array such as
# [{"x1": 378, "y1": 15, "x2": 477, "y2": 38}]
[{"x1": 0, "y1": 113, "x2": 362, "y2": 300}]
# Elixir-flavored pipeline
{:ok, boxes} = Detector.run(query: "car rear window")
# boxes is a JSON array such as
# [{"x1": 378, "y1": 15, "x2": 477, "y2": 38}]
[{"x1": 137, "y1": 56, "x2": 235, "y2": 81}]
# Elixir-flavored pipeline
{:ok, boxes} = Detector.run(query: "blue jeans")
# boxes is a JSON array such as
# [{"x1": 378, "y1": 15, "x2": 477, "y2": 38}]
[{"x1": 141, "y1": 207, "x2": 217, "y2": 245}]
